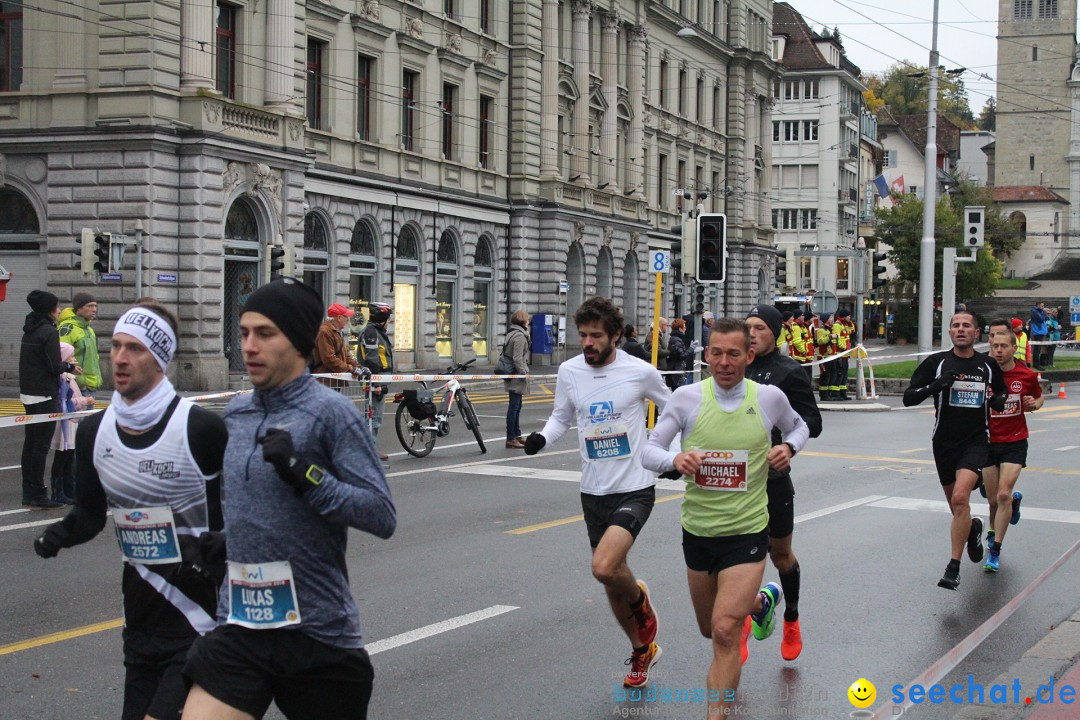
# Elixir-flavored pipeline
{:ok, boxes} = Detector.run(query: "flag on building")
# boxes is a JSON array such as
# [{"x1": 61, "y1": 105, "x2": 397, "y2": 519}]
[
  {"x1": 873, "y1": 174, "x2": 889, "y2": 198},
  {"x1": 890, "y1": 175, "x2": 906, "y2": 194}
]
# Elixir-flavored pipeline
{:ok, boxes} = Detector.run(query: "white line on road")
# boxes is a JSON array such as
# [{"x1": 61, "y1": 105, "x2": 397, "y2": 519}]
[
  {"x1": 0, "y1": 464, "x2": 20, "y2": 472},
  {"x1": 444, "y1": 463, "x2": 685, "y2": 491},
  {"x1": 1055, "y1": 445, "x2": 1079, "y2": 451},
  {"x1": 366, "y1": 605, "x2": 519, "y2": 655},
  {"x1": 0, "y1": 508, "x2": 29, "y2": 517},
  {"x1": 0, "y1": 518, "x2": 60, "y2": 533},
  {"x1": 794, "y1": 495, "x2": 888, "y2": 524},
  {"x1": 869, "y1": 496, "x2": 1080, "y2": 524}
]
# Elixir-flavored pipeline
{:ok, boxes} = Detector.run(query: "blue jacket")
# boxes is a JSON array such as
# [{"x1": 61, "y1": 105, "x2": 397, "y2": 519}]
[
  {"x1": 1030, "y1": 306, "x2": 1049, "y2": 335},
  {"x1": 219, "y1": 372, "x2": 395, "y2": 649}
]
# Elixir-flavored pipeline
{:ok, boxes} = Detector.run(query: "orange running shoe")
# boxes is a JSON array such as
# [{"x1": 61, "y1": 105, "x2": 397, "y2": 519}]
[
  {"x1": 624, "y1": 642, "x2": 663, "y2": 688},
  {"x1": 740, "y1": 616, "x2": 752, "y2": 665},
  {"x1": 781, "y1": 618, "x2": 803, "y2": 661}
]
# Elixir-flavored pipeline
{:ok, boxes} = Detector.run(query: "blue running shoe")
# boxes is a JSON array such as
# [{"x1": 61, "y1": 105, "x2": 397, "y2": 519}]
[
  {"x1": 983, "y1": 549, "x2": 1000, "y2": 573},
  {"x1": 986, "y1": 529, "x2": 995, "y2": 553},
  {"x1": 1010, "y1": 492, "x2": 1023, "y2": 526},
  {"x1": 751, "y1": 582, "x2": 782, "y2": 640}
]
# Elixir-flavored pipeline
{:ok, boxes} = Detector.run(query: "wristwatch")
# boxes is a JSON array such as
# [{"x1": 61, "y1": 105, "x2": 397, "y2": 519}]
[
  {"x1": 783, "y1": 442, "x2": 797, "y2": 456},
  {"x1": 304, "y1": 464, "x2": 326, "y2": 486}
]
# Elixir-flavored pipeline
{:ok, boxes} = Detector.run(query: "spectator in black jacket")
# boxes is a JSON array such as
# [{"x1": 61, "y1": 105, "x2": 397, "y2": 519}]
[
  {"x1": 621, "y1": 324, "x2": 649, "y2": 361},
  {"x1": 743, "y1": 305, "x2": 822, "y2": 662},
  {"x1": 20, "y1": 290, "x2": 81, "y2": 509},
  {"x1": 666, "y1": 318, "x2": 692, "y2": 390}
]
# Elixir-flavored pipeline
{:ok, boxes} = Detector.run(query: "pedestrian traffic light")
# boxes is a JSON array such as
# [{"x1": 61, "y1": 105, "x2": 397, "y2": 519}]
[
  {"x1": 93, "y1": 232, "x2": 112, "y2": 274},
  {"x1": 871, "y1": 251, "x2": 888, "y2": 289},
  {"x1": 78, "y1": 228, "x2": 95, "y2": 275},
  {"x1": 693, "y1": 284, "x2": 706, "y2": 314},
  {"x1": 696, "y1": 213, "x2": 726, "y2": 283},
  {"x1": 267, "y1": 244, "x2": 286, "y2": 282},
  {"x1": 775, "y1": 255, "x2": 788, "y2": 288},
  {"x1": 964, "y1": 206, "x2": 985, "y2": 248}
]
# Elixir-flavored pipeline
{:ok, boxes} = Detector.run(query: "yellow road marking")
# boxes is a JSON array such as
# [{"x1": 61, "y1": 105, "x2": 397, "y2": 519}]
[
  {"x1": 506, "y1": 493, "x2": 685, "y2": 535},
  {"x1": 0, "y1": 618, "x2": 123, "y2": 656},
  {"x1": 897, "y1": 448, "x2": 927, "y2": 454},
  {"x1": 539, "y1": 384, "x2": 554, "y2": 396}
]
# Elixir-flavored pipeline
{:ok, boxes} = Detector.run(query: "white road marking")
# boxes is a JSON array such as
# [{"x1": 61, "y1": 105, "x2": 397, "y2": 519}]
[
  {"x1": 0, "y1": 518, "x2": 61, "y2": 533},
  {"x1": 0, "y1": 508, "x2": 29, "y2": 517},
  {"x1": 366, "y1": 605, "x2": 518, "y2": 655},
  {"x1": 869, "y1": 496, "x2": 1080, "y2": 524},
  {"x1": 443, "y1": 463, "x2": 685, "y2": 491},
  {"x1": 794, "y1": 495, "x2": 887, "y2": 524},
  {"x1": 1055, "y1": 445, "x2": 1079, "y2": 451},
  {"x1": 0, "y1": 464, "x2": 20, "y2": 472}
]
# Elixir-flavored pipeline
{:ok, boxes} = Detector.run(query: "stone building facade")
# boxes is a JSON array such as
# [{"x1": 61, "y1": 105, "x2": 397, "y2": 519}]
[{"x1": 0, "y1": 0, "x2": 778, "y2": 388}]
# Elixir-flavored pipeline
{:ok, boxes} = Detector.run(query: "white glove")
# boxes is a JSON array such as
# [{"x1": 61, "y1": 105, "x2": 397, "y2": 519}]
[
  {"x1": 352, "y1": 366, "x2": 372, "y2": 380},
  {"x1": 688, "y1": 341, "x2": 703, "y2": 353}
]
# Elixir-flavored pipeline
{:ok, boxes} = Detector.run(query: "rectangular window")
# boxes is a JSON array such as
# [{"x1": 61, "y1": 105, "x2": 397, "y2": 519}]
[
  {"x1": 1037, "y1": 0, "x2": 1056, "y2": 17},
  {"x1": 401, "y1": 70, "x2": 418, "y2": 151},
  {"x1": 781, "y1": 209, "x2": 798, "y2": 230},
  {"x1": 480, "y1": 0, "x2": 492, "y2": 34},
  {"x1": 783, "y1": 121, "x2": 798, "y2": 142},
  {"x1": 712, "y1": 171, "x2": 721, "y2": 211},
  {"x1": 801, "y1": 209, "x2": 817, "y2": 229},
  {"x1": 806, "y1": 79, "x2": 819, "y2": 99},
  {"x1": 479, "y1": 95, "x2": 493, "y2": 168},
  {"x1": 803, "y1": 120, "x2": 818, "y2": 141},
  {"x1": 713, "y1": 85, "x2": 722, "y2": 128},
  {"x1": 659, "y1": 60, "x2": 668, "y2": 108},
  {"x1": 773, "y1": 79, "x2": 781, "y2": 99},
  {"x1": 802, "y1": 164, "x2": 818, "y2": 186},
  {"x1": 781, "y1": 167, "x2": 798, "y2": 189},
  {"x1": 773, "y1": 121, "x2": 780, "y2": 142},
  {"x1": 679, "y1": 69, "x2": 687, "y2": 115},
  {"x1": 0, "y1": 1, "x2": 23, "y2": 92},
  {"x1": 696, "y1": 77, "x2": 704, "y2": 121},
  {"x1": 657, "y1": 153, "x2": 668, "y2": 208},
  {"x1": 444, "y1": 0, "x2": 454, "y2": 19},
  {"x1": 306, "y1": 39, "x2": 325, "y2": 130},
  {"x1": 677, "y1": 159, "x2": 686, "y2": 210},
  {"x1": 442, "y1": 83, "x2": 456, "y2": 160},
  {"x1": 784, "y1": 81, "x2": 797, "y2": 100},
  {"x1": 1015, "y1": 0, "x2": 1032, "y2": 18},
  {"x1": 836, "y1": 258, "x2": 849, "y2": 291},
  {"x1": 357, "y1": 55, "x2": 373, "y2": 141},
  {"x1": 215, "y1": 3, "x2": 237, "y2": 99},
  {"x1": 771, "y1": 209, "x2": 779, "y2": 229}
]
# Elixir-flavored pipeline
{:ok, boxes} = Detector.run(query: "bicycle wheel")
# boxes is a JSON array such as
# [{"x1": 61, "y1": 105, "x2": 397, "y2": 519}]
[
  {"x1": 456, "y1": 393, "x2": 487, "y2": 454},
  {"x1": 395, "y1": 402, "x2": 437, "y2": 457}
]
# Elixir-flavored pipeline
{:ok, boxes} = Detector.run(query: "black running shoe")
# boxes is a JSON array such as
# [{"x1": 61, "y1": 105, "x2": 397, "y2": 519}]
[
  {"x1": 967, "y1": 517, "x2": 984, "y2": 563},
  {"x1": 937, "y1": 564, "x2": 960, "y2": 590}
]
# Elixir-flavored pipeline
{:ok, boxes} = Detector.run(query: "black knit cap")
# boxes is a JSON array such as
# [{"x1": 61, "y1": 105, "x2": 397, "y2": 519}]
[
  {"x1": 746, "y1": 305, "x2": 783, "y2": 341},
  {"x1": 27, "y1": 290, "x2": 59, "y2": 314},
  {"x1": 838, "y1": 308, "x2": 852, "y2": 319},
  {"x1": 241, "y1": 278, "x2": 324, "y2": 357}
]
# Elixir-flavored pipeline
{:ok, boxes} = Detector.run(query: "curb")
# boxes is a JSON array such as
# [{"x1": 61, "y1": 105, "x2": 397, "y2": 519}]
[{"x1": 949, "y1": 608, "x2": 1080, "y2": 720}]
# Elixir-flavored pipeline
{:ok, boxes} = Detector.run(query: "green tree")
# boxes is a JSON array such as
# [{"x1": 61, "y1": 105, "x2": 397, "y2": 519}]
[
  {"x1": 977, "y1": 97, "x2": 996, "y2": 131},
  {"x1": 867, "y1": 63, "x2": 977, "y2": 129},
  {"x1": 873, "y1": 183, "x2": 1013, "y2": 301}
]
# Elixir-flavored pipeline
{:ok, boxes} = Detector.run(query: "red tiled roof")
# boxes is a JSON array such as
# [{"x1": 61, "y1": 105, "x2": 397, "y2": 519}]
[
  {"x1": 990, "y1": 186, "x2": 1069, "y2": 203},
  {"x1": 896, "y1": 115, "x2": 961, "y2": 155},
  {"x1": 773, "y1": 3, "x2": 852, "y2": 72}
]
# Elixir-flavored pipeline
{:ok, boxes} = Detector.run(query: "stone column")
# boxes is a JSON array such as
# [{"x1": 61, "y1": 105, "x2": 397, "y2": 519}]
[
  {"x1": 540, "y1": 0, "x2": 560, "y2": 179},
  {"x1": 181, "y1": 0, "x2": 214, "y2": 89},
  {"x1": 265, "y1": 0, "x2": 295, "y2": 110},
  {"x1": 570, "y1": 0, "x2": 592, "y2": 183},
  {"x1": 599, "y1": 11, "x2": 619, "y2": 191},
  {"x1": 53, "y1": 1, "x2": 86, "y2": 88},
  {"x1": 627, "y1": 25, "x2": 647, "y2": 196}
]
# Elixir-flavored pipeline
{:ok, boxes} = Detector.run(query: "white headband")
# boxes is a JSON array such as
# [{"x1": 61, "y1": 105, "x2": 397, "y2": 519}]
[{"x1": 113, "y1": 308, "x2": 177, "y2": 372}]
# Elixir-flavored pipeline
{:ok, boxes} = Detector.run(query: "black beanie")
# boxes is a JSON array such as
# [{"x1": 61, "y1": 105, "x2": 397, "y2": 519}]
[
  {"x1": 746, "y1": 305, "x2": 783, "y2": 341},
  {"x1": 241, "y1": 278, "x2": 324, "y2": 357},
  {"x1": 72, "y1": 292, "x2": 96, "y2": 311},
  {"x1": 27, "y1": 290, "x2": 59, "y2": 314},
  {"x1": 838, "y1": 308, "x2": 852, "y2": 319}
]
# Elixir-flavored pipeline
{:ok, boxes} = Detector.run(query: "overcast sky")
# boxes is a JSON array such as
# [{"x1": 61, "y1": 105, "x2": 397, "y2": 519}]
[{"x1": 785, "y1": 0, "x2": 1018, "y2": 113}]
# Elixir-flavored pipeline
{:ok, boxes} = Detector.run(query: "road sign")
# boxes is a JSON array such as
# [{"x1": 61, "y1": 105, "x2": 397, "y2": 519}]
[
  {"x1": 810, "y1": 290, "x2": 838, "y2": 315},
  {"x1": 652, "y1": 251, "x2": 671, "y2": 273},
  {"x1": 99, "y1": 273, "x2": 123, "y2": 282},
  {"x1": 1071, "y1": 296, "x2": 1080, "y2": 324},
  {"x1": 157, "y1": 273, "x2": 177, "y2": 284},
  {"x1": 558, "y1": 280, "x2": 568, "y2": 294}
]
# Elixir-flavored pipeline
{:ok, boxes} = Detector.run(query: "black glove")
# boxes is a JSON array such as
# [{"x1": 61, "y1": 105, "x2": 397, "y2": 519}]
[
  {"x1": 260, "y1": 428, "x2": 316, "y2": 495},
  {"x1": 523, "y1": 432, "x2": 546, "y2": 456},
  {"x1": 33, "y1": 526, "x2": 64, "y2": 559},
  {"x1": 659, "y1": 469, "x2": 683, "y2": 480},
  {"x1": 929, "y1": 371, "x2": 960, "y2": 394},
  {"x1": 198, "y1": 531, "x2": 227, "y2": 566}
]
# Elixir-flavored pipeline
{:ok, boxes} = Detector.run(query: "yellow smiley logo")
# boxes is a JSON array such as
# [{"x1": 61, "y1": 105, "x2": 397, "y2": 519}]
[{"x1": 848, "y1": 678, "x2": 876, "y2": 709}]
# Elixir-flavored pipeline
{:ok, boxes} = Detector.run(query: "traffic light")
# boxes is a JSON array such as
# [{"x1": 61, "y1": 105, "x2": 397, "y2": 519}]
[
  {"x1": 964, "y1": 206, "x2": 985, "y2": 248},
  {"x1": 78, "y1": 228, "x2": 95, "y2": 275},
  {"x1": 775, "y1": 254, "x2": 788, "y2": 289},
  {"x1": 693, "y1": 284, "x2": 706, "y2": 314},
  {"x1": 681, "y1": 220, "x2": 696, "y2": 280},
  {"x1": 93, "y1": 232, "x2": 112, "y2": 274},
  {"x1": 696, "y1": 213, "x2": 726, "y2": 283},
  {"x1": 871, "y1": 251, "x2": 888, "y2": 289},
  {"x1": 282, "y1": 244, "x2": 295, "y2": 277},
  {"x1": 267, "y1": 244, "x2": 286, "y2": 282}
]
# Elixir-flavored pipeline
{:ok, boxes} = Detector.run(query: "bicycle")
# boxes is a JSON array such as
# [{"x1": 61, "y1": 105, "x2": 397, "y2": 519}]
[{"x1": 392, "y1": 358, "x2": 487, "y2": 457}]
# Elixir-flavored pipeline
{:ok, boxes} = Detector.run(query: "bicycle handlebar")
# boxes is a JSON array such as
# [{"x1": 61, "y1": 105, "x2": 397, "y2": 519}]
[{"x1": 444, "y1": 358, "x2": 477, "y2": 374}]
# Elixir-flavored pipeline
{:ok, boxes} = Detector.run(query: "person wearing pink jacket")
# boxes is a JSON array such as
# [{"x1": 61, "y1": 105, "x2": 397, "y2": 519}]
[{"x1": 50, "y1": 342, "x2": 94, "y2": 504}]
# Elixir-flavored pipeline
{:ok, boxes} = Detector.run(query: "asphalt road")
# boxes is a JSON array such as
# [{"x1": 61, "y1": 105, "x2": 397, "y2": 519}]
[{"x1": 1, "y1": 383, "x2": 1079, "y2": 720}]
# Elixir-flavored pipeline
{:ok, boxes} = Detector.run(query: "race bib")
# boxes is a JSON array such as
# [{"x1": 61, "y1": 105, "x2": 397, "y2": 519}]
[
  {"x1": 113, "y1": 506, "x2": 181, "y2": 565},
  {"x1": 991, "y1": 393, "x2": 1021, "y2": 417},
  {"x1": 584, "y1": 422, "x2": 632, "y2": 461},
  {"x1": 693, "y1": 451, "x2": 749, "y2": 492},
  {"x1": 226, "y1": 561, "x2": 302, "y2": 629},
  {"x1": 949, "y1": 380, "x2": 985, "y2": 408}
]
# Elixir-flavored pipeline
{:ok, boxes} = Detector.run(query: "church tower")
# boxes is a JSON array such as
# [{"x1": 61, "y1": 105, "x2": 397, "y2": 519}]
[{"x1": 996, "y1": 0, "x2": 1076, "y2": 195}]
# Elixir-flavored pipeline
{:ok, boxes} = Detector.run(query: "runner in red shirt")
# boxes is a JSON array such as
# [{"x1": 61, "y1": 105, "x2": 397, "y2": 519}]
[{"x1": 983, "y1": 321, "x2": 1044, "y2": 573}]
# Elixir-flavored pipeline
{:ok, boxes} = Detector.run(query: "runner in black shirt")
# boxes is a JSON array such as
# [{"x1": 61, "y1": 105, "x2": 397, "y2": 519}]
[{"x1": 904, "y1": 311, "x2": 1006, "y2": 590}]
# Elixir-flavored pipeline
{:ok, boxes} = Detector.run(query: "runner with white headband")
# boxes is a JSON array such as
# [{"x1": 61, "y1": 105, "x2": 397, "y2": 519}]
[{"x1": 33, "y1": 299, "x2": 228, "y2": 720}]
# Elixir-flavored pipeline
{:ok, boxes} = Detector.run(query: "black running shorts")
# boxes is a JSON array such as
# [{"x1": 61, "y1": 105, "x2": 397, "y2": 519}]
[
  {"x1": 580, "y1": 487, "x2": 656, "y2": 548},
  {"x1": 766, "y1": 472, "x2": 795, "y2": 539},
  {"x1": 121, "y1": 631, "x2": 194, "y2": 720},
  {"x1": 932, "y1": 441, "x2": 989, "y2": 487},
  {"x1": 988, "y1": 439, "x2": 1028, "y2": 468},
  {"x1": 183, "y1": 625, "x2": 374, "y2": 720},
  {"x1": 682, "y1": 529, "x2": 769, "y2": 574}
]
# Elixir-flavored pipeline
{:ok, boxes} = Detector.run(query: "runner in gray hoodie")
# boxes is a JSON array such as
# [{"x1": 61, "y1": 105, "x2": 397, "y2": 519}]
[{"x1": 183, "y1": 278, "x2": 396, "y2": 720}]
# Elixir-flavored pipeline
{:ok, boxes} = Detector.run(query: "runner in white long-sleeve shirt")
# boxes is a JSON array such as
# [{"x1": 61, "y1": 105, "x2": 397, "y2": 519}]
[
  {"x1": 523, "y1": 296, "x2": 671, "y2": 689},
  {"x1": 641, "y1": 318, "x2": 809, "y2": 717}
]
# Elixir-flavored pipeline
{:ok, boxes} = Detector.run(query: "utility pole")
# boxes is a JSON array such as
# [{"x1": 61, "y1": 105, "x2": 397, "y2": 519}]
[{"x1": 918, "y1": 0, "x2": 941, "y2": 355}]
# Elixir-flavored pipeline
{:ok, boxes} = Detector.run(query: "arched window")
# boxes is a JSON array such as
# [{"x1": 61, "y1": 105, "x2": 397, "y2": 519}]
[
  {"x1": 0, "y1": 188, "x2": 39, "y2": 234},
  {"x1": 304, "y1": 213, "x2": 329, "y2": 251},
  {"x1": 435, "y1": 230, "x2": 460, "y2": 359},
  {"x1": 1009, "y1": 211, "x2": 1028, "y2": 239},
  {"x1": 393, "y1": 225, "x2": 422, "y2": 352},
  {"x1": 348, "y1": 218, "x2": 379, "y2": 333},
  {"x1": 473, "y1": 235, "x2": 495, "y2": 357},
  {"x1": 225, "y1": 199, "x2": 259, "y2": 243},
  {"x1": 223, "y1": 197, "x2": 264, "y2": 372},
  {"x1": 302, "y1": 212, "x2": 329, "y2": 301},
  {"x1": 595, "y1": 246, "x2": 613, "y2": 299}
]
